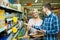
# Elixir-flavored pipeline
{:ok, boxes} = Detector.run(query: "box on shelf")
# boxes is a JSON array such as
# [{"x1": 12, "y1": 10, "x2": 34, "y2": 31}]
[
  {"x1": 0, "y1": 0, "x2": 4, "y2": 5},
  {"x1": 3, "y1": 0, "x2": 9, "y2": 6},
  {"x1": 0, "y1": 10, "x2": 5, "y2": 28}
]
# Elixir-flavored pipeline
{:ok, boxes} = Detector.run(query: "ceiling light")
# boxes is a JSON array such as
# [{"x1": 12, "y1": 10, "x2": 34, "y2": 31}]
[{"x1": 35, "y1": 0, "x2": 38, "y2": 3}]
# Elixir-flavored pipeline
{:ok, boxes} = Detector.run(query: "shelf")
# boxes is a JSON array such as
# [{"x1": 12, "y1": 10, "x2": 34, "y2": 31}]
[
  {"x1": 7, "y1": 29, "x2": 12, "y2": 34},
  {"x1": 0, "y1": 5, "x2": 22, "y2": 13},
  {"x1": 15, "y1": 24, "x2": 19, "y2": 28},
  {"x1": 7, "y1": 25, "x2": 19, "y2": 39},
  {"x1": 8, "y1": 24, "x2": 17, "y2": 30},
  {"x1": 0, "y1": 27, "x2": 6, "y2": 33},
  {"x1": 7, "y1": 18, "x2": 12, "y2": 22},
  {"x1": 7, "y1": 33, "x2": 13, "y2": 40},
  {"x1": 7, "y1": 24, "x2": 19, "y2": 34},
  {"x1": 13, "y1": 30, "x2": 19, "y2": 38}
]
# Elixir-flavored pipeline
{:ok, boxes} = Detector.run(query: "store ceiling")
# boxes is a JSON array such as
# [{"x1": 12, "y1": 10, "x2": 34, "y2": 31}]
[
  {"x1": 20, "y1": 0, "x2": 60, "y2": 4},
  {"x1": 20, "y1": 0, "x2": 60, "y2": 11}
]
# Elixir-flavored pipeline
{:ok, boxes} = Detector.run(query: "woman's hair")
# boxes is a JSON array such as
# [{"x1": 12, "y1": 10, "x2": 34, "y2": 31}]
[{"x1": 32, "y1": 9, "x2": 38, "y2": 13}]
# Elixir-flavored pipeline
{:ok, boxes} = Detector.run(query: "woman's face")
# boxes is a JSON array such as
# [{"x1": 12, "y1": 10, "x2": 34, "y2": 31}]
[{"x1": 33, "y1": 11, "x2": 39, "y2": 18}]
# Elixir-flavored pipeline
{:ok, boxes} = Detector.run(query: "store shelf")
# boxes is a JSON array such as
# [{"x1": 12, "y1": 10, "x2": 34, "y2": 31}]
[
  {"x1": 13, "y1": 30, "x2": 19, "y2": 38},
  {"x1": 7, "y1": 25, "x2": 20, "y2": 40},
  {"x1": 0, "y1": 27, "x2": 6, "y2": 33},
  {"x1": 0, "y1": 2, "x2": 23, "y2": 40},
  {"x1": 7, "y1": 18, "x2": 12, "y2": 22},
  {"x1": 8, "y1": 24, "x2": 17, "y2": 30},
  {"x1": 7, "y1": 33, "x2": 13, "y2": 40},
  {"x1": 15, "y1": 24, "x2": 19, "y2": 28},
  {"x1": 0, "y1": 5, "x2": 22, "y2": 13},
  {"x1": 7, "y1": 29, "x2": 12, "y2": 34},
  {"x1": 7, "y1": 24, "x2": 19, "y2": 34}
]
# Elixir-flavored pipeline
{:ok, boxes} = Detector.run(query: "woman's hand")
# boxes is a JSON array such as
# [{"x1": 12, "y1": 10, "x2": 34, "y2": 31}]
[{"x1": 23, "y1": 34, "x2": 29, "y2": 38}]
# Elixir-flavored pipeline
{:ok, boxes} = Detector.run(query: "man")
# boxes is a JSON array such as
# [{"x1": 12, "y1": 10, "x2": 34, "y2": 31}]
[
  {"x1": 57, "y1": 8, "x2": 60, "y2": 31},
  {"x1": 57, "y1": 8, "x2": 60, "y2": 39},
  {"x1": 38, "y1": 3, "x2": 59, "y2": 40}
]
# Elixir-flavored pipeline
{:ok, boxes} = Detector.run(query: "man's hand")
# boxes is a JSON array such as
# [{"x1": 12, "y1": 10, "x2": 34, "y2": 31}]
[
  {"x1": 36, "y1": 30, "x2": 46, "y2": 34},
  {"x1": 42, "y1": 30, "x2": 46, "y2": 32}
]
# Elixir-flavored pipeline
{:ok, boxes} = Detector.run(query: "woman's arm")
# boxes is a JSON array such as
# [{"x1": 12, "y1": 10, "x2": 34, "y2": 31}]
[{"x1": 24, "y1": 19, "x2": 33, "y2": 36}]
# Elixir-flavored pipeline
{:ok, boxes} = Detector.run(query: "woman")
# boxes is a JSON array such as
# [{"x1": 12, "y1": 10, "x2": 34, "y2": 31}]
[{"x1": 23, "y1": 9, "x2": 43, "y2": 40}]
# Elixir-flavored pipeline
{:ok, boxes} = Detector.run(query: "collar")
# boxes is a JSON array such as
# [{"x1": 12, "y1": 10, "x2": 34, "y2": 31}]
[{"x1": 45, "y1": 12, "x2": 52, "y2": 18}]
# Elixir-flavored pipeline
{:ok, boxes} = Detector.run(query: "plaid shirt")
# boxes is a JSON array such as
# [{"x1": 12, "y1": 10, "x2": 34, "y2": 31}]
[{"x1": 39, "y1": 13, "x2": 59, "y2": 40}]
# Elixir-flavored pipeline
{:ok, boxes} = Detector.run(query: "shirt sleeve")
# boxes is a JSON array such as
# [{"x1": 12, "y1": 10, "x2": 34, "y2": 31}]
[
  {"x1": 28, "y1": 19, "x2": 33, "y2": 25},
  {"x1": 46, "y1": 16, "x2": 59, "y2": 34},
  {"x1": 27, "y1": 19, "x2": 33, "y2": 30}
]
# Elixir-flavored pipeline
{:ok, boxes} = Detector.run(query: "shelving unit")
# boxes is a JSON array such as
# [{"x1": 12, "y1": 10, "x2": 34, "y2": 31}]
[
  {"x1": 0, "y1": 5, "x2": 22, "y2": 13},
  {"x1": 7, "y1": 33, "x2": 13, "y2": 40},
  {"x1": 6, "y1": 18, "x2": 12, "y2": 22},
  {"x1": 7, "y1": 29, "x2": 12, "y2": 34},
  {"x1": 13, "y1": 30, "x2": 19, "y2": 38},
  {"x1": 0, "y1": 4, "x2": 23, "y2": 40}
]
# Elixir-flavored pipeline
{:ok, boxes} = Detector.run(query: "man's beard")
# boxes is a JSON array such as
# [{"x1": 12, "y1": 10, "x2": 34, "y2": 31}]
[{"x1": 42, "y1": 12, "x2": 47, "y2": 17}]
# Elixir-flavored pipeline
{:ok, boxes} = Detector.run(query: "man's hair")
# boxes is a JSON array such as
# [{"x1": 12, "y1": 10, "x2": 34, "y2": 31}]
[{"x1": 43, "y1": 3, "x2": 51, "y2": 10}]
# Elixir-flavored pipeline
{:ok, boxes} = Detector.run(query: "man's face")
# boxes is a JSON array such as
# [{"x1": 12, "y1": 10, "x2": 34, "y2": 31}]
[
  {"x1": 58, "y1": 9, "x2": 60, "y2": 14},
  {"x1": 42, "y1": 6, "x2": 47, "y2": 13}
]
